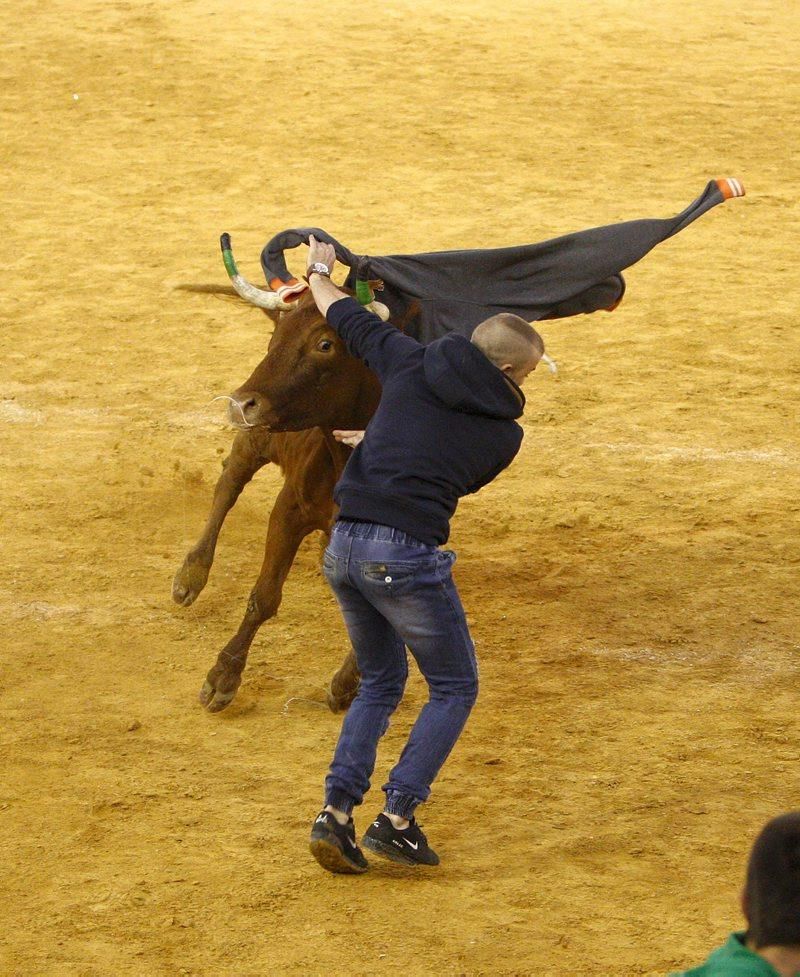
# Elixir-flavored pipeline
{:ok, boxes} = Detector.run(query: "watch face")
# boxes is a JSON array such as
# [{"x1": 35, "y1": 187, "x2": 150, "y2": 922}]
[{"x1": 312, "y1": 263, "x2": 330, "y2": 274}]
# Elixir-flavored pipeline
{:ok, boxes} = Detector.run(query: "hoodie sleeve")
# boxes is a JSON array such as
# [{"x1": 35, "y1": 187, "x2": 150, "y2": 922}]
[{"x1": 326, "y1": 297, "x2": 420, "y2": 381}]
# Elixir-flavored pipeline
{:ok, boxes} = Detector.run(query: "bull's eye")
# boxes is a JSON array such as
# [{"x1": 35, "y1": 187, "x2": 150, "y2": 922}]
[{"x1": 317, "y1": 339, "x2": 334, "y2": 352}]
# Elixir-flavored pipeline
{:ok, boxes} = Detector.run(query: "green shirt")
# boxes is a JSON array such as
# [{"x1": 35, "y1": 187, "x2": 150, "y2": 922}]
[{"x1": 672, "y1": 933, "x2": 781, "y2": 977}]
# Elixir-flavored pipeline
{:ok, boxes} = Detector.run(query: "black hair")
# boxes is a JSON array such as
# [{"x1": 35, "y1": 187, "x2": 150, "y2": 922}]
[{"x1": 745, "y1": 812, "x2": 800, "y2": 948}]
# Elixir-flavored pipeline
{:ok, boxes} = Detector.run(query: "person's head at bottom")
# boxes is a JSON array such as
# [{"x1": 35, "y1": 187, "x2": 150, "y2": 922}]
[
  {"x1": 742, "y1": 812, "x2": 800, "y2": 972},
  {"x1": 470, "y1": 313, "x2": 544, "y2": 386},
  {"x1": 675, "y1": 812, "x2": 800, "y2": 976}
]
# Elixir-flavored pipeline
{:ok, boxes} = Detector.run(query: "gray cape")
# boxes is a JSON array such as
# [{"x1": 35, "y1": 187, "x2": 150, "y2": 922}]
[{"x1": 260, "y1": 181, "x2": 734, "y2": 344}]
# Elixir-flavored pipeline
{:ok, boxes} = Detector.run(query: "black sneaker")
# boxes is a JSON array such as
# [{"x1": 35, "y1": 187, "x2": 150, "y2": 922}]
[
  {"x1": 309, "y1": 811, "x2": 369, "y2": 874},
  {"x1": 362, "y1": 813, "x2": 440, "y2": 866}
]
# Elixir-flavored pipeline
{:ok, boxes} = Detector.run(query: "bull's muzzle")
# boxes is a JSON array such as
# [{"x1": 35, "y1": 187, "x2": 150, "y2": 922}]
[{"x1": 227, "y1": 392, "x2": 264, "y2": 430}]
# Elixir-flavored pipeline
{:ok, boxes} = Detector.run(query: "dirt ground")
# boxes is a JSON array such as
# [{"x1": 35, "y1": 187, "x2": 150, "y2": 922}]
[{"x1": 2, "y1": 0, "x2": 799, "y2": 974}]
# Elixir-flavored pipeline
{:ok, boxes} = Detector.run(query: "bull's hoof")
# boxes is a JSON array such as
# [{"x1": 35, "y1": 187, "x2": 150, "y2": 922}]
[
  {"x1": 172, "y1": 557, "x2": 211, "y2": 607},
  {"x1": 199, "y1": 667, "x2": 242, "y2": 713},
  {"x1": 326, "y1": 681, "x2": 359, "y2": 713}
]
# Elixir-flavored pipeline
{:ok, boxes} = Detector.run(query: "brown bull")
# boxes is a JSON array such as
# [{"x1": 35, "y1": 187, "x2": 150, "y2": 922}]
[{"x1": 173, "y1": 293, "x2": 384, "y2": 712}]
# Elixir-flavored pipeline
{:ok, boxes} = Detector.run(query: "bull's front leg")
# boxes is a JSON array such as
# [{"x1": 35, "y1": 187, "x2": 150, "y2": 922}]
[
  {"x1": 198, "y1": 485, "x2": 314, "y2": 713},
  {"x1": 172, "y1": 431, "x2": 269, "y2": 607}
]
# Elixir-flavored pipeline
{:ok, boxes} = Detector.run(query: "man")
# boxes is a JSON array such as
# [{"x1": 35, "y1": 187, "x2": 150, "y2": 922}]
[
  {"x1": 671, "y1": 812, "x2": 800, "y2": 977},
  {"x1": 304, "y1": 236, "x2": 544, "y2": 874}
]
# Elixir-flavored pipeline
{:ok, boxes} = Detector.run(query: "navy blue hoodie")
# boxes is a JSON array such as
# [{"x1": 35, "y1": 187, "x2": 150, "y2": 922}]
[{"x1": 326, "y1": 297, "x2": 525, "y2": 546}]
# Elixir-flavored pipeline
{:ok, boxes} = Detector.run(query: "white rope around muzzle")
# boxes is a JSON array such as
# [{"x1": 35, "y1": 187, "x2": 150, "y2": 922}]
[{"x1": 209, "y1": 395, "x2": 255, "y2": 428}]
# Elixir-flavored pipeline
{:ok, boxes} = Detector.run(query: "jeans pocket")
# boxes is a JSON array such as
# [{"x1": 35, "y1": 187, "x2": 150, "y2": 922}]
[
  {"x1": 436, "y1": 549, "x2": 457, "y2": 581},
  {"x1": 361, "y1": 558, "x2": 436, "y2": 597}
]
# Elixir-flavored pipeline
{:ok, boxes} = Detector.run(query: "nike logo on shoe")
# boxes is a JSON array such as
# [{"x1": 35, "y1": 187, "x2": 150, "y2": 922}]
[
  {"x1": 403, "y1": 838, "x2": 419, "y2": 850},
  {"x1": 347, "y1": 836, "x2": 358, "y2": 849}
]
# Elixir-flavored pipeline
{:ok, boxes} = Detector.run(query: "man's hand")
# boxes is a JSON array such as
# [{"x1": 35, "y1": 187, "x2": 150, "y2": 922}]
[
  {"x1": 306, "y1": 235, "x2": 349, "y2": 317},
  {"x1": 333, "y1": 430, "x2": 365, "y2": 448},
  {"x1": 308, "y1": 235, "x2": 337, "y2": 275}
]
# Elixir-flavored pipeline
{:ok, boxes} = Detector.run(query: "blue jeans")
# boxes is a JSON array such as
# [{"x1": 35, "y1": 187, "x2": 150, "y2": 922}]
[{"x1": 322, "y1": 520, "x2": 479, "y2": 820}]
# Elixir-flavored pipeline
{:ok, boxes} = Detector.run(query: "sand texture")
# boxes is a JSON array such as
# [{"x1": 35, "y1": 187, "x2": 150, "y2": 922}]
[{"x1": 2, "y1": 1, "x2": 799, "y2": 974}]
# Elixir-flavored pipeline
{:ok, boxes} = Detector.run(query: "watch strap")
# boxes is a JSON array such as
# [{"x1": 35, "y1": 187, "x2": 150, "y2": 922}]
[{"x1": 305, "y1": 262, "x2": 331, "y2": 281}]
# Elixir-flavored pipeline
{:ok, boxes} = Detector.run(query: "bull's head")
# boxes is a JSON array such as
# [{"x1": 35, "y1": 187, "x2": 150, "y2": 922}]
[
  {"x1": 226, "y1": 289, "x2": 379, "y2": 433},
  {"x1": 219, "y1": 234, "x2": 385, "y2": 432}
]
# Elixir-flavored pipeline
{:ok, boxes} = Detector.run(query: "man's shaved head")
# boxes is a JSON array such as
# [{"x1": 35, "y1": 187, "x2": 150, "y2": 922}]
[{"x1": 471, "y1": 313, "x2": 545, "y2": 384}]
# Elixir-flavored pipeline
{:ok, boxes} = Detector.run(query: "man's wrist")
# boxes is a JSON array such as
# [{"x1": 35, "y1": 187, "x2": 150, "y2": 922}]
[
  {"x1": 306, "y1": 262, "x2": 332, "y2": 282},
  {"x1": 305, "y1": 269, "x2": 349, "y2": 319}
]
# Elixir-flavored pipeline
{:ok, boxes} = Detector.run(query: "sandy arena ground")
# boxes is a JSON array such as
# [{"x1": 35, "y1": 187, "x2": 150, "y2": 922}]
[{"x1": 2, "y1": 1, "x2": 799, "y2": 974}]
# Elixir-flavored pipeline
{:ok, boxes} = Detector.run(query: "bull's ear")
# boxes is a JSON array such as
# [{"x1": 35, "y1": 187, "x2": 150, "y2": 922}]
[{"x1": 395, "y1": 299, "x2": 421, "y2": 335}]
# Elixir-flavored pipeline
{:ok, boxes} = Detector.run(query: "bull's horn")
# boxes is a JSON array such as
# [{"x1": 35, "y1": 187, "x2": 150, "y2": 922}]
[
  {"x1": 354, "y1": 255, "x2": 390, "y2": 321},
  {"x1": 365, "y1": 301, "x2": 390, "y2": 322},
  {"x1": 220, "y1": 233, "x2": 294, "y2": 311},
  {"x1": 355, "y1": 255, "x2": 378, "y2": 306},
  {"x1": 541, "y1": 353, "x2": 558, "y2": 375}
]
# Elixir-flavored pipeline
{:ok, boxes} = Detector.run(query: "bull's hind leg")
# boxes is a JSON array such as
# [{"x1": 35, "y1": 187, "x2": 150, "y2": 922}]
[
  {"x1": 173, "y1": 429, "x2": 270, "y2": 607},
  {"x1": 199, "y1": 483, "x2": 316, "y2": 712},
  {"x1": 327, "y1": 649, "x2": 360, "y2": 713}
]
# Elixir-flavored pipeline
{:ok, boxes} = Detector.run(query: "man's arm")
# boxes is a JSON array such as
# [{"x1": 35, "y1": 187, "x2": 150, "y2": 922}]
[
  {"x1": 306, "y1": 235, "x2": 353, "y2": 316},
  {"x1": 308, "y1": 262, "x2": 348, "y2": 316},
  {"x1": 306, "y1": 235, "x2": 419, "y2": 379}
]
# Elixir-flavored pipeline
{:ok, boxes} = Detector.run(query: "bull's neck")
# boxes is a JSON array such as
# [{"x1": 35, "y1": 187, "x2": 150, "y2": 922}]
[
  {"x1": 319, "y1": 369, "x2": 380, "y2": 473},
  {"x1": 319, "y1": 428, "x2": 352, "y2": 477}
]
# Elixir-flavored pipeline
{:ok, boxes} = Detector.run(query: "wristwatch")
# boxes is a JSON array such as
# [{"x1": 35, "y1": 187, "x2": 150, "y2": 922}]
[{"x1": 306, "y1": 262, "x2": 332, "y2": 279}]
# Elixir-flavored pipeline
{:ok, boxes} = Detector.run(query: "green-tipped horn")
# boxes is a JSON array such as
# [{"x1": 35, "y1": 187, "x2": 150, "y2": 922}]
[
  {"x1": 354, "y1": 255, "x2": 390, "y2": 320},
  {"x1": 355, "y1": 255, "x2": 374, "y2": 305},
  {"x1": 220, "y1": 233, "x2": 293, "y2": 311}
]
